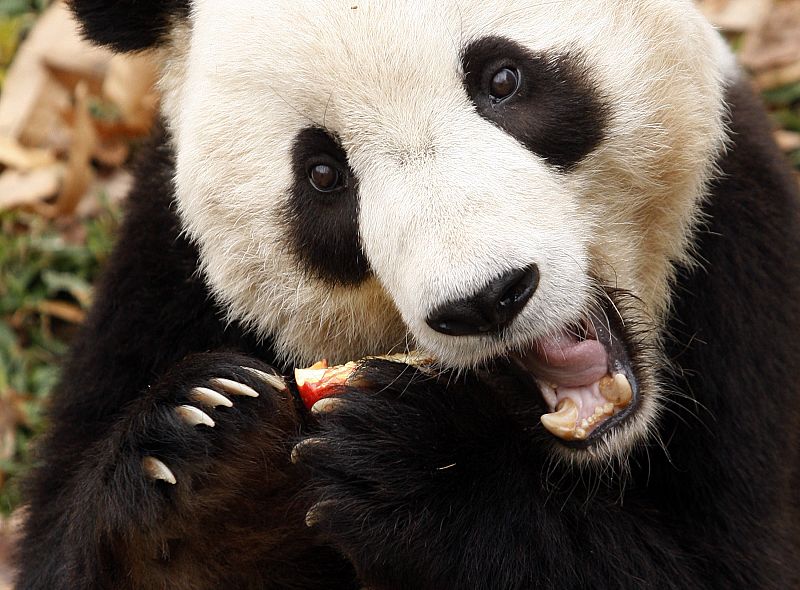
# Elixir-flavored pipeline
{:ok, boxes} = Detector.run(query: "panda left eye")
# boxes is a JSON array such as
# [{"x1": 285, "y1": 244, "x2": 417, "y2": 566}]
[{"x1": 308, "y1": 163, "x2": 345, "y2": 193}]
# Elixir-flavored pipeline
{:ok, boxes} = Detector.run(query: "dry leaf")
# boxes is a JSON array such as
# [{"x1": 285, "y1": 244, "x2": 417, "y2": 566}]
[
  {"x1": 104, "y1": 53, "x2": 159, "y2": 132},
  {"x1": 37, "y1": 300, "x2": 87, "y2": 324},
  {"x1": 740, "y1": 0, "x2": 800, "y2": 73},
  {"x1": 92, "y1": 140, "x2": 129, "y2": 168},
  {"x1": 0, "y1": 509, "x2": 25, "y2": 589},
  {"x1": 55, "y1": 82, "x2": 96, "y2": 215},
  {"x1": 0, "y1": 136, "x2": 55, "y2": 171},
  {"x1": 0, "y1": 1, "x2": 111, "y2": 142},
  {"x1": 0, "y1": 164, "x2": 62, "y2": 212},
  {"x1": 775, "y1": 130, "x2": 800, "y2": 152},
  {"x1": 754, "y1": 61, "x2": 800, "y2": 89},
  {"x1": 698, "y1": 0, "x2": 773, "y2": 32}
]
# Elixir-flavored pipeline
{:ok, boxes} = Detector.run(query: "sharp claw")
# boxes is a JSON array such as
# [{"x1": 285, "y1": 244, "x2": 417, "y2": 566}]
[
  {"x1": 305, "y1": 500, "x2": 335, "y2": 527},
  {"x1": 311, "y1": 397, "x2": 344, "y2": 415},
  {"x1": 241, "y1": 367, "x2": 287, "y2": 392},
  {"x1": 176, "y1": 405, "x2": 216, "y2": 427},
  {"x1": 290, "y1": 438, "x2": 324, "y2": 464},
  {"x1": 190, "y1": 387, "x2": 233, "y2": 408},
  {"x1": 210, "y1": 378, "x2": 259, "y2": 398},
  {"x1": 142, "y1": 457, "x2": 177, "y2": 485}
]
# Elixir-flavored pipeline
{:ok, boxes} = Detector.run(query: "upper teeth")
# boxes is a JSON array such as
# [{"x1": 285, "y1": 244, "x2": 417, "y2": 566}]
[{"x1": 599, "y1": 373, "x2": 633, "y2": 406}]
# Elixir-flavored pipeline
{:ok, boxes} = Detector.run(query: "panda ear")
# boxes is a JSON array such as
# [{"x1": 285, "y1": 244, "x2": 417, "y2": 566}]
[{"x1": 69, "y1": 0, "x2": 190, "y2": 53}]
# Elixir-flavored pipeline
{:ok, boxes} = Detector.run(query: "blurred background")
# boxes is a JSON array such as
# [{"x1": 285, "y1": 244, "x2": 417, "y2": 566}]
[{"x1": 0, "y1": 0, "x2": 798, "y2": 585}]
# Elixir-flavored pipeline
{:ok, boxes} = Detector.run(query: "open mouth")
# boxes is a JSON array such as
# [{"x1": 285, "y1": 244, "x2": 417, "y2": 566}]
[{"x1": 513, "y1": 303, "x2": 639, "y2": 444}]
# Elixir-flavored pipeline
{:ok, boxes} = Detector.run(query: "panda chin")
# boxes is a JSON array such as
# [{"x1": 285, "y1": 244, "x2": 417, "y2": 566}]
[{"x1": 511, "y1": 303, "x2": 639, "y2": 446}]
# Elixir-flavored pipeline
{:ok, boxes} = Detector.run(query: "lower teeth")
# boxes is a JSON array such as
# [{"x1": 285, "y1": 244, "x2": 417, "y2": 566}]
[{"x1": 540, "y1": 373, "x2": 633, "y2": 441}]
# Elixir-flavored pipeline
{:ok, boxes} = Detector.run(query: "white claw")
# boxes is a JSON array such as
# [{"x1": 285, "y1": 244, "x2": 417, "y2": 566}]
[
  {"x1": 176, "y1": 405, "x2": 216, "y2": 427},
  {"x1": 190, "y1": 387, "x2": 233, "y2": 408},
  {"x1": 210, "y1": 378, "x2": 259, "y2": 398},
  {"x1": 242, "y1": 367, "x2": 288, "y2": 392},
  {"x1": 305, "y1": 500, "x2": 335, "y2": 527},
  {"x1": 142, "y1": 457, "x2": 176, "y2": 485},
  {"x1": 290, "y1": 438, "x2": 323, "y2": 464},
  {"x1": 311, "y1": 397, "x2": 344, "y2": 415}
]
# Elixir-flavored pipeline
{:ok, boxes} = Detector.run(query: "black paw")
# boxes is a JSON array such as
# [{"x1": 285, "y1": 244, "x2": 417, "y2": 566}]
[
  {"x1": 291, "y1": 360, "x2": 536, "y2": 589},
  {"x1": 128, "y1": 352, "x2": 295, "y2": 489}
]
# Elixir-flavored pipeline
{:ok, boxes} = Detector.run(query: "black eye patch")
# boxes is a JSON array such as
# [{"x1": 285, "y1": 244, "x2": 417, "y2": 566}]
[
  {"x1": 283, "y1": 127, "x2": 370, "y2": 286},
  {"x1": 462, "y1": 37, "x2": 609, "y2": 170}
]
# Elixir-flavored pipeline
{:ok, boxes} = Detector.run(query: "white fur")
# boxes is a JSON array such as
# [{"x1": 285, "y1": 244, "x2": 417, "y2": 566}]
[{"x1": 155, "y1": 0, "x2": 733, "y2": 453}]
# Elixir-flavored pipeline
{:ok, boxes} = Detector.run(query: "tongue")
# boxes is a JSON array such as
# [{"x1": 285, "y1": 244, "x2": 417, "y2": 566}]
[{"x1": 520, "y1": 332, "x2": 608, "y2": 388}]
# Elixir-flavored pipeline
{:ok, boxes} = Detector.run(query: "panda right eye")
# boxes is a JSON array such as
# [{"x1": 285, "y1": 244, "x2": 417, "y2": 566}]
[{"x1": 308, "y1": 163, "x2": 345, "y2": 193}]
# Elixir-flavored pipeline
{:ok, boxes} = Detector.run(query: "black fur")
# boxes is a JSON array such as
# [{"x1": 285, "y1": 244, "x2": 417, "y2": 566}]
[
  {"x1": 462, "y1": 37, "x2": 609, "y2": 170},
  {"x1": 285, "y1": 127, "x2": 370, "y2": 287},
  {"x1": 69, "y1": 0, "x2": 190, "y2": 52},
  {"x1": 13, "y1": 15, "x2": 800, "y2": 590}
]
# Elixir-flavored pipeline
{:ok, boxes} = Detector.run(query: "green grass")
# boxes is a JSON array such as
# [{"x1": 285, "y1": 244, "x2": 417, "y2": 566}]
[
  {"x1": 764, "y1": 81, "x2": 800, "y2": 168},
  {"x1": 0, "y1": 201, "x2": 119, "y2": 511}
]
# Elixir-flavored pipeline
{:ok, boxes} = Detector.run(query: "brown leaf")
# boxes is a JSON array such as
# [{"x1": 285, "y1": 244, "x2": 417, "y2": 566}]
[
  {"x1": 37, "y1": 300, "x2": 87, "y2": 324},
  {"x1": 740, "y1": 0, "x2": 800, "y2": 73},
  {"x1": 103, "y1": 53, "x2": 159, "y2": 132},
  {"x1": 753, "y1": 61, "x2": 800, "y2": 90},
  {"x1": 0, "y1": 1, "x2": 111, "y2": 142},
  {"x1": 0, "y1": 509, "x2": 26, "y2": 588},
  {"x1": 0, "y1": 164, "x2": 62, "y2": 212},
  {"x1": 698, "y1": 0, "x2": 773, "y2": 32},
  {"x1": 0, "y1": 137, "x2": 55, "y2": 171},
  {"x1": 54, "y1": 82, "x2": 96, "y2": 216},
  {"x1": 775, "y1": 130, "x2": 800, "y2": 152},
  {"x1": 92, "y1": 140, "x2": 129, "y2": 169}
]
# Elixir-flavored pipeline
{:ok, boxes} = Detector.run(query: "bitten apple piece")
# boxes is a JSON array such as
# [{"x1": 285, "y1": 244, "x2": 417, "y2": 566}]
[
  {"x1": 294, "y1": 353, "x2": 432, "y2": 410},
  {"x1": 294, "y1": 360, "x2": 359, "y2": 410}
]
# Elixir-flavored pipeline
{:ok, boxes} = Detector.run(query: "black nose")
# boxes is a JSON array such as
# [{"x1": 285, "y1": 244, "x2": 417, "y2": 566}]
[{"x1": 426, "y1": 265, "x2": 540, "y2": 336}]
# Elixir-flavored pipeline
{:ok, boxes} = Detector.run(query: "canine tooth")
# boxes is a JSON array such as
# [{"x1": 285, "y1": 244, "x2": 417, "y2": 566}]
[
  {"x1": 599, "y1": 373, "x2": 633, "y2": 406},
  {"x1": 243, "y1": 367, "x2": 287, "y2": 392},
  {"x1": 142, "y1": 457, "x2": 176, "y2": 485},
  {"x1": 540, "y1": 398, "x2": 579, "y2": 440},
  {"x1": 311, "y1": 397, "x2": 344, "y2": 415},
  {"x1": 176, "y1": 405, "x2": 215, "y2": 427},
  {"x1": 210, "y1": 378, "x2": 259, "y2": 398},
  {"x1": 190, "y1": 387, "x2": 233, "y2": 408}
]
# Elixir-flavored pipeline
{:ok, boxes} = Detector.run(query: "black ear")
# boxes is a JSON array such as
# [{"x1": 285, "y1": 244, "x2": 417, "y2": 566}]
[{"x1": 69, "y1": 0, "x2": 190, "y2": 53}]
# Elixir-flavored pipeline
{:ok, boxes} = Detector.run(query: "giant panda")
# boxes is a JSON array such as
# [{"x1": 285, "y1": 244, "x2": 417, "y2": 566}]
[{"x1": 14, "y1": 1, "x2": 800, "y2": 588}]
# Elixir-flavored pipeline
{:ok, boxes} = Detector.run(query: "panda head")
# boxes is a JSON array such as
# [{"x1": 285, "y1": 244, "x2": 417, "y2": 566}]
[{"x1": 73, "y1": 0, "x2": 734, "y2": 461}]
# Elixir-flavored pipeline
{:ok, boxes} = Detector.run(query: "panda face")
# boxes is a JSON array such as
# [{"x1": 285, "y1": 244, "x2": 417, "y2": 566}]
[{"x1": 160, "y1": 0, "x2": 732, "y2": 458}]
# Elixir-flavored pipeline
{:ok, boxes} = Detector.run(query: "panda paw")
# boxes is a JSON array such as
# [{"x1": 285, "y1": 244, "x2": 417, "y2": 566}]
[
  {"x1": 292, "y1": 359, "x2": 527, "y2": 588},
  {"x1": 128, "y1": 352, "x2": 297, "y2": 489}
]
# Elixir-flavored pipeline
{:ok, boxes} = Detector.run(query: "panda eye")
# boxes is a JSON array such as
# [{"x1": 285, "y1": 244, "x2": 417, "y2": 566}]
[
  {"x1": 308, "y1": 162, "x2": 345, "y2": 193},
  {"x1": 489, "y1": 67, "x2": 521, "y2": 103}
]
